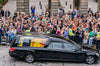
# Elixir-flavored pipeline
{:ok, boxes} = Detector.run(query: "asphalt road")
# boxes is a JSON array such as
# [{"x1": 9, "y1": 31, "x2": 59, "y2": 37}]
[{"x1": 0, "y1": 46, "x2": 100, "y2": 66}]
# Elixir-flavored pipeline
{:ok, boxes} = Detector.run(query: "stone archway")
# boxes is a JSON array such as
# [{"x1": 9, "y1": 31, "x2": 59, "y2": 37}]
[
  {"x1": 98, "y1": 0, "x2": 100, "y2": 12},
  {"x1": 17, "y1": 0, "x2": 29, "y2": 15},
  {"x1": 73, "y1": 0, "x2": 80, "y2": 10},
  {"x1": 48, "y1": 0, "x2": 60, "y2": 16},
  {"x1": 73, "y1": 0, "x2": 88, "y2": 15}
]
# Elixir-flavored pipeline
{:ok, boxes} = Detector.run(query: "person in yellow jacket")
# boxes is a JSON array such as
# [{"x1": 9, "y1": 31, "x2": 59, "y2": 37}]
[
  {"x1": 68, "y1": 27, "x2": 75, "y2": 41},
  {"x1": 96, "y1": 30, "x2": 100, "y2": 50},
  {"x1": 46, "y1": 29, "x2": 51, "y2": 34},
  {"x1": 25, "y1": 28, "x2": 31, "y2": 35}
]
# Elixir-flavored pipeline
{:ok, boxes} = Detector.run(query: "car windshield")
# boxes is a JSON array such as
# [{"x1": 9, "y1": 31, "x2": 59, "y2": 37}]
[
  {"x1": 71, "y1": 41, "x2": 81, "y2": 51},
  {"x1": 65, "y1": 39, "x2": 82, "y2": 51}
]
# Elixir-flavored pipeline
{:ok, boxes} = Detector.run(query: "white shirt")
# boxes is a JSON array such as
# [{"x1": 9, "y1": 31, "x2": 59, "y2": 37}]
[{"x1": 11, "y1": 29, "x2": 17, "y2": 34}]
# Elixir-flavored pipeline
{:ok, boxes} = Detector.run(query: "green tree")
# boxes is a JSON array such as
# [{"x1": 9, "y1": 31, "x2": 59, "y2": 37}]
[
  {"x1": 0, "y1": 0, "x2": 4, "y2": 6},
  {"x1": 0, "y1": 0, "x2": 4, "y2": 3}
]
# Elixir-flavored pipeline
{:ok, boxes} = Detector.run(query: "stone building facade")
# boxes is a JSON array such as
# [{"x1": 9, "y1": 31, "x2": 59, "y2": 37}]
[{"x1": 2, "y1": 0, "x2": 98, "y2": 17}]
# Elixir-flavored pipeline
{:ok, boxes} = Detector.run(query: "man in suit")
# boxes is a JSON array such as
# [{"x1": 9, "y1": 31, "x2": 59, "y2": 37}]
[
  {"x1": 5, "y1": 9, "x2": 10, "y2": 17},
  {"x1": 0, "y1": 9, "x2": 4, "y2": 17},
  {"x1": 13, "y1": 10, "x2": 17, "y2": 19}
]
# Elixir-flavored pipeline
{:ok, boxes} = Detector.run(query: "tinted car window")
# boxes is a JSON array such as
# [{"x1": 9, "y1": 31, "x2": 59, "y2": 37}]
[
  {"x1": 18, "y1": 36, "x2": 48, "y2": 47},
  {"x1": 63, "y1": 43, "x2": 76, "y2": 51},
  {"x1": 48, "y1": 42, "x2": 63, "y2": 49},
  {"x1": 18, "y1": 37, "x2": 33, "y2": 47},
  {"x1": 11, "y1": 36, "x2": 17, "y2": 47}
]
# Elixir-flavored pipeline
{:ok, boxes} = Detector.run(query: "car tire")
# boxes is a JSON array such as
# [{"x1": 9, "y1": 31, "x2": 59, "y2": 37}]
[
  {"x1": 25, "y1": 54, "x2": 35, "y2": 63},
  {"x1": 86, "y1": 56, "x2": 95, "y2": 64}
]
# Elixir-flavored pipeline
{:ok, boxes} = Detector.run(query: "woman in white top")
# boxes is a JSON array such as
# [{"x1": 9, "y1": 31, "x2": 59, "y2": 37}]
[{"x1": 11, "y1": 26, "x2": 17, "y2": 35}]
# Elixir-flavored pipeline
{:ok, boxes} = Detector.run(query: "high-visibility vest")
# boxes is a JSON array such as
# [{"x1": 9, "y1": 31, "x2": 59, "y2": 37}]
[
  {"x1": 46, "y1": 31, "x2": 50, "y2": 34},
  {"x1": 97, "y1": 32, "x2": 100, "y2": 39},
  {"x1": 69, "y1": 29, "x2": 75, "y2": 36},
  {"x1": 25, "y1": 30, "x2": 31, "y2": 35}
]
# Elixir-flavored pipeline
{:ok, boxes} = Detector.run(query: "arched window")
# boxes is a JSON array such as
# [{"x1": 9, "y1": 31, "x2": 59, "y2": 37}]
[
  {"x1": 70, "y1": 4, "x2": 72, "y2": 9},
  {"x1": 65, "y1": 1, "x2": 67, "y2": 5},
  {"x1": 39, "y1": 1, "x2": 41, "y2": 5},
  {"x1": 39, "y1": 1, "x2": 42, "y2": 9}
]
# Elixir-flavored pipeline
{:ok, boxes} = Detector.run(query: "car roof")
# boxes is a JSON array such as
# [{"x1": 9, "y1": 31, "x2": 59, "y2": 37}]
[{"x1": 16, "y1": 32, "x2": 73, "y2": 43}]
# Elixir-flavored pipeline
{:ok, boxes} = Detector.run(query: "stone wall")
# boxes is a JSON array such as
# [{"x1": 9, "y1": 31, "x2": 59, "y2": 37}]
[
  {"x1": 88, "y1": 0, "x2": 98, "y2": 13},
  {"x1": 3, "y1": 0, "x2": 17, "y2": 17},
  {"x1": 97, "y1": 0, "x2": 100, "y2": 12},
  {"x1": 2, "y1": 0, "x2": 98, "y2": 17},
  {"x1": 29, "y1": 0, "x2": 74, "y2": 15},
  {"x1": 59, "y1": 0, "x2": 73, "y2": 12},
  {"x1": 29, "y1": 0, "x2": 48, "y2": 15}
]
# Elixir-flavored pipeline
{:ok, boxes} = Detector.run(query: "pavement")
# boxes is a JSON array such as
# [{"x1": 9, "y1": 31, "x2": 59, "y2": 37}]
[{"x1": 0, "y1": 46, "x2": 100, "y2": 66}]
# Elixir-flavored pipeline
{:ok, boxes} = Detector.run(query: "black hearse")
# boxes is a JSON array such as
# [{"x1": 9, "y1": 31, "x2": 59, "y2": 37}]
[{"x1": 9, "y1": 33, "x2": 99, "y2": 64}]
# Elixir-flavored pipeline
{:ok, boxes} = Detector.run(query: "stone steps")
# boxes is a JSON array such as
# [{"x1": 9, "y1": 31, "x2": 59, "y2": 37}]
[
  {"x1": 98, "y1": 0, "x2": 100, "y2": 12},
  {"x1": 51, "y1": 0, "x2": 60, "y2": 15},
  {"x1": 3, "y1": 0, "x2": 16, "y2": 17},
  {"x1": 17, "y1": 0, "x2": 29, "y2": 15},
  {"x1": 80, "y1": 0, "x2": 88, "y2": 15},
  {"x1": 88, "y1": 0, "x2": 98, "y2": 13},
  {"x1": 2, "y1": 0, "x2": 98, "y2": 16},
  {"x1": 1, "y1": 38, "x2": 7, "y2": 45}
]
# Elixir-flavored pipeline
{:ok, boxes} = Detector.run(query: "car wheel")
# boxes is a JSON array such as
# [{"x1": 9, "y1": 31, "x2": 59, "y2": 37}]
[
  {"x1": 86, "y1": 56, "x2": 95, "y2": 64},
  {"x1": 25, "y1": 54, "x2": 35, "y2": 63}
]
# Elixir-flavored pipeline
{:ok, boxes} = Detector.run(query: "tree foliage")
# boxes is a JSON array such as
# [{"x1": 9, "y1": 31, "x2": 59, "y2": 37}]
[
  {"x1": 0, "y1": 0, "x2": 4, "y2": 6},
  {"x1": 0, "y1": 0, "x2": 4, "y2": 4}
]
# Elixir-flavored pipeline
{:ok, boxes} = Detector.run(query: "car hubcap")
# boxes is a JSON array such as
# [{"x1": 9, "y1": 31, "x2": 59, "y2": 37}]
[
  {"x1": 86, "y1": 56, "x2": 94, "y2": 64},
  {"x1": 26, "y1": 55, "x2": 34, "y2": 63}
]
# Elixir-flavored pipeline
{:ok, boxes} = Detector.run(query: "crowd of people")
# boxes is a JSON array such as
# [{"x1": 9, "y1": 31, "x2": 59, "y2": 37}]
[{"x1": 0, "y1": 6, "x2": 100, "y2": 50}]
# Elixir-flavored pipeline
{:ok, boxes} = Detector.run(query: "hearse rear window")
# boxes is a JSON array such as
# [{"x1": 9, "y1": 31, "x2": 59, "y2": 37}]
[{"x1": 18, "y1": 36, "x2": 48, "y2": 47}]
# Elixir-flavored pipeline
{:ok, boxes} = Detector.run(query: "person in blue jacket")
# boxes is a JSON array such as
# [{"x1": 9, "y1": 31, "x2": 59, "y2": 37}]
[
  {"x1": 0, "y1": 27, "x2": 2, "y2": 44},
  {"x1": 31, "y1": 5, "x2": 36, "y2": 16}
]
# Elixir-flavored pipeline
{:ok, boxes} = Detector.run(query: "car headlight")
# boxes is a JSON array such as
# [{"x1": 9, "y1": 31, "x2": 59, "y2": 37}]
[{"x1": 96, "y1": 53, "x2": 99, "y2": 57}]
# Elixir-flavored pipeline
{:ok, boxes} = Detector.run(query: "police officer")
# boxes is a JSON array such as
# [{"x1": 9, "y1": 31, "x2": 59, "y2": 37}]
[
  {"x1": 68, "y1": 27, "x2": 75, "y2": 41},
  {"x1": 96, "y1": 29, "x2": 100, "y2": 50},
  {"x1": 25, "y1": 27, "x2": 31, "y2": 35},
  {"x1": 46, "y1": 29, "x2": 51, "y2": 34}
]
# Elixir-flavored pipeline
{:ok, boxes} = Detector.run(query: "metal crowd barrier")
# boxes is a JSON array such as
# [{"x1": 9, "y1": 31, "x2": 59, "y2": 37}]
[
  {"x1": 0, "y1": 32, "x2": 99, "y2": 51},
  {"x1": 0, "y1": 33, "x2": 15, "y2": 45}
]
